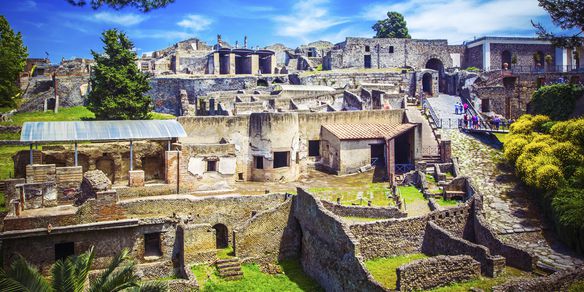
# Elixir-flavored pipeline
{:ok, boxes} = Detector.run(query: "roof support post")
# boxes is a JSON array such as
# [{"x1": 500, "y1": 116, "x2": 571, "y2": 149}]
[
  {"x1": 129, "y1": 140, "x2": 134, "y2": 171},
  {"x1": 167, "y1": 140, "x2": 171, "y2": 151},
  {"x1": 74, "y1": 142, "x2": 78, "y2": 167},
  {"x1": 29, "y1": 144, "x2": 33, "y2": 165}
]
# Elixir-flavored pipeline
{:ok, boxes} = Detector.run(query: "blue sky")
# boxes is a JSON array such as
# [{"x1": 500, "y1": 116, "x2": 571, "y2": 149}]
[{"x1": 0, "y1": 0, "x2": 571, "y2": 62}]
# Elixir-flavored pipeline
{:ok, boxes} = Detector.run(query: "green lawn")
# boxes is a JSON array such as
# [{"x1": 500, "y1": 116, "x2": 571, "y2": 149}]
[
  {"x1": 308, "y1": 183, "x2": 393, "y2": 207},
  {"x1": 493, "y1": 133, "x2": 508, "y2": 144},
  {"x1": 192, "y1": 260, "x2": 322, "y2": 292},
  {"x1": 364, "y1": 253, "x2": 428, "y2": 290},
  {"x1": 217, "y1": 247, "x2": 235, "y2": 260},
  {"x1": 397, "y1": 186, "x2": 431, "y2": 216},
  {"x1": 436, "y1": 198, "x2": 460, "y2": 206},
  {"x1": 428, "y1": 267, "x2": 531, "y2": 292}
]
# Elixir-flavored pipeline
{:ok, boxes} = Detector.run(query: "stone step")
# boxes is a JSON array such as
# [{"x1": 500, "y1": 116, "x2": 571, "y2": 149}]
[
  {"x1": 217, "y1": 262, "x2": 240, "y2": 269},
  {"x1": 219, "y1": 270, "x2": 244, "y2": 278},
  {"x1": 223, "y1": 274, "x2": 243, "y2": 281},
  {"x1": 216, "y1": 258, "x2": 240, "y2": 264},
  {"x1": 218, "y1": 266, "x2": 242, "y2": 273}
]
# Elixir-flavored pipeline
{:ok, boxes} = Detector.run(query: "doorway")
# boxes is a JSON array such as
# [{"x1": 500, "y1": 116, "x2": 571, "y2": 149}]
[
  {"x1": 213, "y1": 223, "x2": 229, "y2": 249},
  {"x1": 364, "y1": 55, "x2": 372, "y2": 69},
  {"x1": 370, "y1": 143, "x2": 385, "y2": 166}
]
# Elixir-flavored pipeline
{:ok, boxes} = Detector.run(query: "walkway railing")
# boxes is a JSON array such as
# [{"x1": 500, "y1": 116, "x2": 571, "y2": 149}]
[
  {"x1": 422, "y1": 97, "x2": 442, "y2": 128},
  {"x1": 459, "y1": 118, "x2": 511, "y2": 133},
  {"x1": 395, "y1": 164, "x2": 415, "y2": 173}
]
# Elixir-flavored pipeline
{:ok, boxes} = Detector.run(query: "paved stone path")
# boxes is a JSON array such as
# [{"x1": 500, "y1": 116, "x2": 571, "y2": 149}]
[
  {"x1": 426, "y1": 94, "x2": 464, "y2": 129},
  {"x1": 443, "y1": 129, "x2": 583, "y2": 270}
]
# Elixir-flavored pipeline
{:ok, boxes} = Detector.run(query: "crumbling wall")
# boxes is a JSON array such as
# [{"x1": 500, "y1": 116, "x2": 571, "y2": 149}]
[
  {"x1": 343, "y1": 90, "x2": 363, "y2": 110},
  {"x1": 321, "y1": 200, "x2": 406, "y2": 219},
  {"x1": 422, "y1": 221, "x2": 505, "y2": 277},
  {"x1": 294, "y1": 188, "x2": 385, "y2": 291},
  {"x1": 493, "y1": 267, "x2": 584, "y2": 292},
  {"x1": 183, "y1": 223, "x2": 216, "y2": 264},
  {"x1": 234, "y1": 197, "x2": 301, "y2": 265},
  {"x1": 396, "y1": 255, "x2": 481, "y2": 291}
]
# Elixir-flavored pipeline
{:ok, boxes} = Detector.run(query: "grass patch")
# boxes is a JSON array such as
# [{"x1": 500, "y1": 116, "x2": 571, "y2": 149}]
[
  {"x1": 217, "y1": 246, "x2": 234, "y2": 259},
  {"x1": 398, "y1": 186, "x2": 425, "y2": 204},
  {"x1": 428, "y1": 267, "x2": 530, "y2": 292},
  {"x1": 425, "y1": 173, "x2": 436, "y2": 183},
  {"x1": 365, "y1": 253, "x2": 428, "y2": 290},
  {"x1": 308, "y1": 182, "x2": 392, "y2": 207},
  {"x1": 192, "y1": 260, "x2": 322, "y2": 292},
  {"x1": 149, "y1": 112, "x2": 176, "y2": 120},
  {"x1": 0, "y1": 106, "x2": 95, "y2": 127},
  {"x1": 0, "y1": 132, "x2": 20, "y2": 140},
  {"x1": 0, "y1": 145, "x2": 29, "y2": 180},
  {"x1": 493, "y1": 133, "x2": 508, "y2": 144},
  {"x1": 436, "y1": 198, "x2": 460, "y2": 206}
]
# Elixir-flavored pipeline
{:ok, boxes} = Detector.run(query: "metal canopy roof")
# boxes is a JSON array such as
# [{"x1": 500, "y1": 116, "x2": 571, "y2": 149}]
[
  {"x1": 20, "y1": 120, "x2": 187, "y2": 143},
  {"x1": 274, "y1": 85, "x2": 335, "y2": 92}
]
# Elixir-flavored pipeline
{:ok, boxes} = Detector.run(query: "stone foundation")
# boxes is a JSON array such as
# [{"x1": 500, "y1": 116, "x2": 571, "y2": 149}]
[{"x1": 397, "y1": 255, "x2": 481, "y2": 291}]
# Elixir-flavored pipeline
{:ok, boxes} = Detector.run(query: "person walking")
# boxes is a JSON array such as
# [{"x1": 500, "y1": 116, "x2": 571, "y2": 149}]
[
  {"x1": 463, "y1": 114, "x2": 468, "y2": 128},
  {"x1": 463, "y1": 102, "x2": 469, "y2": 114},
  {"x1": 494, "y1": 116, "x2": 500, "y2": 130}
]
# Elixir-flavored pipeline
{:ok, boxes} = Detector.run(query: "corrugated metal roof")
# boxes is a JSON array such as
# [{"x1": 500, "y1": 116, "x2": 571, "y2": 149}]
[
  {"x1": 322, "y1": 123, "x2": 416, "y2": 140},
  {"x1": 21, "y1": 120, "x2": 187, "y2": 143},
  {"x1": 275, "y1": 85, "x2": 335, "y2": 92}
]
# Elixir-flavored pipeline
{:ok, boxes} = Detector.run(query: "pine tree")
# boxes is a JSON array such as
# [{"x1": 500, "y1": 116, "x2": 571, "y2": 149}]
[
  {"x1": 372, "y1": 12, "x2": 411, "y2": 39},
  {"x1": 88, "y1": 29, "x2": 152, "y2": 120},
  {"x1": 0, "y1": 16, "x2": 28, "y2": 108},
  {"x1": 533, "y1": 0, "x2": 583, "y2": 47}
]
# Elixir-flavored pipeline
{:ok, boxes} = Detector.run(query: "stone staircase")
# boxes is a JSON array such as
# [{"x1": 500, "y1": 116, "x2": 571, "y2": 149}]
[{"x1": 215, "y1": 258, "x2": 243, "y2": 281}]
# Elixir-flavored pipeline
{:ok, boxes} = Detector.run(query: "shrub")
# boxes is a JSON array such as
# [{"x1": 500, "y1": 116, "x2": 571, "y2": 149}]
[
  {"x1": 530, "y1": 84, "x2": 584, "y2": 120},
  {"x1": 535, "y1": 164, "x2": 564, "y2": 191},
  {"x1": 522, "y1": 141, "x2": 552, "y2": 156},
  {"x1": 550, "y1": 142, "x2": 583, "y2": 177},
  {"x1": 509, "y1": 119, "x2": 535, "y2": 135},
  {"x1": 552, "y1": 187, "x2": 584, "y2": 228},
  {"x1": 540, "y1": 121, "x2": 557, "y2": 133},
  {"x1": 531, "y1": 115, "x2": 551, "y2": 132},
  {"x1": 503, "y1": 136, "x2": 529, "y2": 164},
  {"x1": 465, "y1": 66, "x2": 480, "y2": 72}
]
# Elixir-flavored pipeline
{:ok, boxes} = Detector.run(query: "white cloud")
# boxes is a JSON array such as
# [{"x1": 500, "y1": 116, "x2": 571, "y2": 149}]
[
  {"x1": 273, "y1": 0, "x2": 349, "y2": 41},
  {"x1": 361, "y1": 0, "x2": 548, "y2": 44},
  {"x1": 92, "y1": 12, "x2": 148, "y2": 26},
  {"x1": 177, "y1": 14, "x2": 213, "y2": 32}
]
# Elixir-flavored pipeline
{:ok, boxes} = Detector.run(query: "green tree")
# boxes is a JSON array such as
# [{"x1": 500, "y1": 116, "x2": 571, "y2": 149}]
[
  {"x1": 0, "y1": 16, "x2": 28, "y2": 109},
  {"x1": 372, "y1": 12, "x2": 411, "y2": 39},
  {"x1": 532, "y1": 0, "x2": 583, "y2": 47},
  {"x1": 88, "y1": 29, "x2": 152, "y2": 120},
  {"x1": 66, "y1": 0, "x2": 174, "y2": 12},
  {"x1": 0, "y1": 247, "x2": 167, "y2": 291}
]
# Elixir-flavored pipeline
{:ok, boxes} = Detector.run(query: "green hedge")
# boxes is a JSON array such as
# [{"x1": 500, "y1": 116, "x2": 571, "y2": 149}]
[
  {"x1": 504, "y1": 114, "x2": 584, "y2": 254},
  {"x1": 530, "y1": 84, "x2": 583, "y2": 120}
]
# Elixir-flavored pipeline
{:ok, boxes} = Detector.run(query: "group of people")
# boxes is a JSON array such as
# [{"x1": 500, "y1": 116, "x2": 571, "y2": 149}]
[
  {"x1": 462, "y1": 114, "x2": 480, "y2": 129},
  {"x1": 454, "y1": 102, "x2": 468, "y2": 115}
]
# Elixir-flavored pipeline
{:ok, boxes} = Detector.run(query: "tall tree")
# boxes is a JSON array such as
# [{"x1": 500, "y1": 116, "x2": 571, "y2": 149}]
[
  {"x1": 0, "y1": 16, "x2": 28, "y2": 109},
  {"x1": 88, "y1": 29, "x2": 152, "y2": 120},
  {"x1": 372, "y1": 11, "x2": 411, "y2": 39},
  {"x1": 66, "y1": 0, "x2": 174, "y2": 12},
  {"x1": 0, "y1": 247, "x2": 167, "y2": 291},
  {"x1": 533, "y1": 0, "x2": 584, "y2": 47}
]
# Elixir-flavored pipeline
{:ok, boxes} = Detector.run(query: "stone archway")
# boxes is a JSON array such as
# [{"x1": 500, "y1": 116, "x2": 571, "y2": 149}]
[
  {"x1": 212, "y1": 223, "x2": 229, "y2": 249},
  {"x1": 425, "y1": 58, "x2": 445, "y2": 93}
]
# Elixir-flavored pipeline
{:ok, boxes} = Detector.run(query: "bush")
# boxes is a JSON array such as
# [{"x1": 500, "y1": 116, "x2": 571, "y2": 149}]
[
  {"x1": 550, "y1": 142, "x2": 583, "y2": 177},
  {"x1": 503, "y1": 136, "x2": 529, "y2": 164},
  {"x1": 535, "y1": 164, "x2": 564, "y2": 191},
  {"x1": 530, "y1": 84, "x2": 583, "y2": 120},
  {"x1": 465, "y1": 66, "x2": 480, "y2": 72},
  {"x1": 552, "y1": 187, "x2": 584, "y2": 228},
  {"x1": 531, "y1": 115, "x2": 551, "y2": 132}
]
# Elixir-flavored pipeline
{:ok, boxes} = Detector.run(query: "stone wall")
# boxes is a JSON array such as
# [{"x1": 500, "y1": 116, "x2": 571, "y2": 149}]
[
  {"x1": 234, "y1": 197, "x2": 301, "y2": 265},
  {"x1": 294, "y1": 188, "x2": 385, "y2": 291},
  {"x1": 296, "y1": 71, "x2": 414, "y2": 94},
  {"x1": 343, "y1": 90, "x2": 363, "y2": 110},
  {"x1": 396, "y1": 255, "x2": 481, "y2": 291},
  {"x1": 490, "y1": 43, "x2": 555, "y2": 70},
  {"x1": 493, "y1": 267, "x2": 584, "y2": 292},
  {"x1": 465, "y1": 45, "x2": 483, "y2": 69},
  {"x1": 182, "y1": 223, "x2": 216, "y2": 264},
  {"x1": 20, "y1": 75, "x2": 89, "y2": 112},
  {"x1": 321, "y1": 200, "x2": 406, "y2": 219},
  {"x1": 178, "y1": 143, "x2": 237, "y2": 192},
  {"x1": 422, "y1": 221, "x2": 505, "y2": 277}
]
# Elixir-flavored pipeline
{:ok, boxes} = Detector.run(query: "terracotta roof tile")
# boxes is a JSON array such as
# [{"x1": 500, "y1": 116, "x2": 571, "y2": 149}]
[{"x1": 322, "y1": 123, "x2": 416, "y2": 140}]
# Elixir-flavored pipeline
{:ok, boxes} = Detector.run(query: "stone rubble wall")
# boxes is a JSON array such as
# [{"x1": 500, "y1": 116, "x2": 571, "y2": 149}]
[
  {"x1": 493, "y1": 267, "x2": 584, "y2": 292},
  {"x1": 234, "y1": 197, "x2": 301, "y2": 266},
  {"x1": 294, "y1": 188, "x2": 386, "y2": 291},
  {"x1": 422, "y1": 221, "x2": 506, "y2": 277},
  {"x1": 396, "y1": 255, "x2": 481, "y2": 291},
  {"x1": 321, "y1": 200, "x2": 406, "y2": 219},
  {"x1": 343, "y1": 90, "x2": 363, "y2": 110}
]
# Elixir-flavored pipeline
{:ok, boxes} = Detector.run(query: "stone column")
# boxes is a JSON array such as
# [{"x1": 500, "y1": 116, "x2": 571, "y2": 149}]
[
  {"x1": 440, "y1": 140, "x2": 452, "y2": 163},
  {"x1": 165, "y1": 151, "x2": 179, "y2": 185},
  {"x1": 270, "y1": 55, "x2": 276, "y2": 74},
  {"x1": 251, "y1": 54, "x2": 259, "y2": 75},
  {"x1": 386, "y1": 138, "x2": 395, "y2": 184},
  {"x1": 128, "y1": 170, "x2": 145, "y2": 187},
  {"x1": 213, "y1": 53, "x2": 220, "y2": 75}
]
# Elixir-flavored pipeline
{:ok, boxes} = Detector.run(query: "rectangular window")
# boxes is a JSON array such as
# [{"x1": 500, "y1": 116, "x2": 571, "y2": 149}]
[
  {"x1": 365, "y1": 45, "x2": 370, "y2": 52},
  {"x1": 273, "y1": 151, "x2": 290, "y2": 168},
  {"x1": 207, "y1": 160, "x2": 217, "y2": 172},
  {"x1": 144, "y1": 233, "x2": 162, "y2": 257},
  {"x1": 308, "y1": 140, "x2": 320, "y2": 157},
  {"x1": 55, "y1": 242, "x2": 75, "y2": 261},
  {"x1": 389, "y1": 46, "x2": 394, "y2": 53},
  {"x1": 254, "y1": 156, "x2": 264, "y2": 169}
]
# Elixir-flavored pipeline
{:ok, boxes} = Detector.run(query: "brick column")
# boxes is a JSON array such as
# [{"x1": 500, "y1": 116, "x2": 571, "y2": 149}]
[
  {"x1": 251, "y1": 54, "x2": 259, "y2": 75},
  {"x1": 386, "y1": 138, "x2": 395, "y2": 184},
  {"x1": 128, "y1": 170, "x2": 145, "y2": 187},
  {"x1": 165, "y1": 151, "x2": 179, "y2": 185},
  {"x1": 440, "y1": 140, "x2": 452, "y2": 163}
]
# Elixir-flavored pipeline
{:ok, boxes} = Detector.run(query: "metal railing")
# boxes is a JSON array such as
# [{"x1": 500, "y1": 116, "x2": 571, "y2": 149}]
[
  {"x1": 509, "y1": 65, "x2": 583, "y2": 74},
  {"x1": 422, "y1": 97, "x2": 442, "y2": 128},
  {"x1": 458, "y1": 118, "x2": 512, "y2": 132},
  {"x1": 395, "y1": 164, "x2": 415, "y2": 173},
  {"x1": 422, "y1": 146, "x2": 440, "y2": 156}
]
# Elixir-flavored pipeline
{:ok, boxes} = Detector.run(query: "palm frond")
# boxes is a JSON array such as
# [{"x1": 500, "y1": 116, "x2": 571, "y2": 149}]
[
  {"x1": 93, "y1": 264, "x2": 139, "y2": 292},
  {"x1": 0, "y1": 267, "x2": 30, "y2": 292},
  {"x1": 52, "y1": 246, "x2": 95, "y2": 292},
  {"x1": 6, "y1": 255, "x2": 52, "y2": 292},
  {"x1": 89, "y1": 248, "x2": 131, "y2": 292},
  {"x1": 138, "y1": 281, "x2": 168, "y2": 292}
]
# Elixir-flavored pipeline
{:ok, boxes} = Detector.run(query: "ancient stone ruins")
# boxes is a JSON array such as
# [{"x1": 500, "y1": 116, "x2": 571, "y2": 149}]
[{"x1": 5, "y1": 34, "x2": 584, "y2": 291}]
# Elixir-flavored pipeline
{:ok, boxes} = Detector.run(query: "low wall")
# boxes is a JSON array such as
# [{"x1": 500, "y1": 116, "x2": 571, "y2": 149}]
[
  {"x1": 321, "y1": 200, "x2": 406, "y2": 219},
  {"x1": 234, "y1": 197, "x2": 301, "y2": 266},
  {"x1": 294, "y1": 188, "x2": 385, "y2": 291},
  {"x1": 397, "y1": 255, "x2": 481, "y2": 291},
  {"x1": 493, "y1": 267, "x2": 584, "y2": 292},
  {"x1": 422, "y1": 221, "x2": 505, "y2": 277}
]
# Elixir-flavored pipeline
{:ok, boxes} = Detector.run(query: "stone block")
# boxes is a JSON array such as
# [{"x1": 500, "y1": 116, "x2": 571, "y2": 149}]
[
  {"x1": 129, "y1": 170, "x2": 145, "y2": 187},
  {"x1": 78, "y1": 170, "x2": 111, "y2": 205},
  {"x1": 165, "y1": 151, "x2": 179, "y2": 185}
]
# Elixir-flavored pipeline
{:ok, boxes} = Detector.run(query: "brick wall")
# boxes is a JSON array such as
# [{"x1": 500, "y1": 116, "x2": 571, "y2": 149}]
[
  {"x1": 321, "y1": 200, "x2": 406, "y2": 219},
  {"x1": 397, "y1": 255, "x2": 481, "y2": 291}
]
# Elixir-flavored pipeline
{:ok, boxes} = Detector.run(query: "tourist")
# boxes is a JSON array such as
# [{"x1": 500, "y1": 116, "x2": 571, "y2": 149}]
[
  {"x1": 493, "y1": 116, "x2": 501, "y2": 130},
  {"x1": 463, "y1": 114, "x2": 468, "y2": 128},
  {"x1": 463, "y1": 102, "x2": 469, "y2": 113},
  {"x1": 472, "y1": 115, "x2": 479, "y2": 129},
  {"x1": 454, "y1": 103, "x2": 459, "y2": 114}
]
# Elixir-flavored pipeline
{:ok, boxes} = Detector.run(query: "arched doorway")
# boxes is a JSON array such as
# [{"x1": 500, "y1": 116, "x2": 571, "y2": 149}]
[
  {"x1": 422, "y1": 73, "x2": 433, "y2": 95},
  {"x1": 425, "y1": 58, "x2": 444, "y2": 93},
  {"x1": 213, "y1": 223, "x2": 228, "y2": 249},
  {"x1": 96, "y1": 155, "x2": 115, "y2": 183},
  {"x1": 501, "y1": 50, "x2": 512, "y2": 69}
]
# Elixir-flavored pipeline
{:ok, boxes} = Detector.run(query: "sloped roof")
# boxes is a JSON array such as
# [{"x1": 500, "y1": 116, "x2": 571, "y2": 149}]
[
  {"x1": 21, "y1": 120, "x2": 186, "y2": 143},
  {"x1": 322, "y1": 123, "x2": 416, "y2": 140}
]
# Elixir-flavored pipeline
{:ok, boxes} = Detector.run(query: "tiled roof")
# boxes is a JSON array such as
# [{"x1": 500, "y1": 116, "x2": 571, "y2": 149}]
[{"x1": 322, "y1": 123, "x2": 416, "y2": 140}]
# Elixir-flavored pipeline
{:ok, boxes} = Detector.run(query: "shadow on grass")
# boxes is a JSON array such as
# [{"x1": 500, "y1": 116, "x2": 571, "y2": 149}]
[{"x1": 279, "y1": 259, "x2": 324, "y2": 292}]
